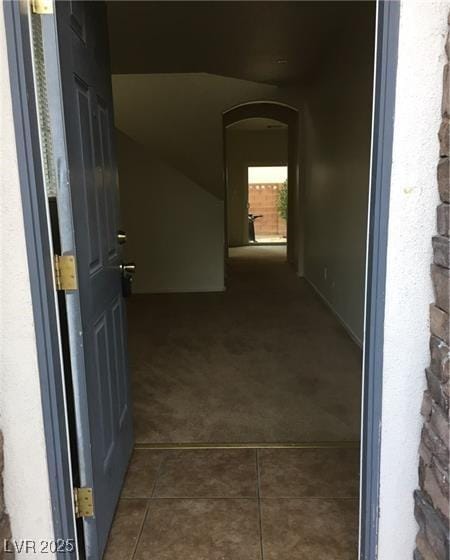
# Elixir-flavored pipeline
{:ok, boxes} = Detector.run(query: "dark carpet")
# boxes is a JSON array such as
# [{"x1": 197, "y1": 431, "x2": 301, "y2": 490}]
[{"x1": 127, "y1": 246, "x2": 362, "y2": 443}]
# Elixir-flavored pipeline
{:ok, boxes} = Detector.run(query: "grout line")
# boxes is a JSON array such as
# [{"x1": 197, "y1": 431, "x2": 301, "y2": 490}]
[
  {"x1": 150, "y1": 451, "x2": 167, "y2": 498},
  {"x1": 130, "y1": 500, "x2": 150, "y2": 560},
  {"x1": 135, "y1": 441, "x2": 360, "y2": 450},
  {"x1": 256, "y1": 449, "x2": 265, "y2": 560},
  {"x1": 130, "y1": 451, "x2": 167, "y2": 560}
]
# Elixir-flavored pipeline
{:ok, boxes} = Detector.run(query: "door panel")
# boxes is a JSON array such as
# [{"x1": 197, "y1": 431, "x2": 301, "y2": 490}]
[
  {"x1": 55, "y1": 2, "x2": 133, "y2": 558},
  {"x1": 97, "y1": 100, "x2": 118, "y2": 260}
]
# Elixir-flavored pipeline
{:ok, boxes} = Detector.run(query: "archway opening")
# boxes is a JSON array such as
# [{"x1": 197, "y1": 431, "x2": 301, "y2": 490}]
[
  {"x1": 224, "y1": 115, "x2": 289, "y2": 252},
  {"x1": 223, "y1": 102, "x2": 301, "y2": 273}
]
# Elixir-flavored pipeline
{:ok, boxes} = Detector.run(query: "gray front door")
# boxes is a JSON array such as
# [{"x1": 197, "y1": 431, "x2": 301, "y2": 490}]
[{"x1": 55, "y1": 2, "x2": 133, "y2": 557}]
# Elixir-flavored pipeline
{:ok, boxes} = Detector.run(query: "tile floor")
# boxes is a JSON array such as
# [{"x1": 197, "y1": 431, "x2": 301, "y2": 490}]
[{"x1": 104, "y1": 447, "x2": 359, "y2": 560}]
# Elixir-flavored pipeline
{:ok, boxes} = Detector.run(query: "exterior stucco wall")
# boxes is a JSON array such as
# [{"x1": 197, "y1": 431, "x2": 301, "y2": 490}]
[
  {"x1": 0, "y1": 7, "x2": 55, "y2": 557},
  {"x1": 414, "y1": 8, "x2": 450, "y2": 560},
  {"x1": 378, "y1": 1, "x2": 450, "y2": 558}
]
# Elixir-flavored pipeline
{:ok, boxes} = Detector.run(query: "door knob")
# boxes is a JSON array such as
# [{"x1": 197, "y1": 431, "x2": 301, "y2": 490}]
[
  {"x1": 121, "y1": 262, "x2": 136, "y2": 298},
  {"x1": 121, "y1": 262, "x2": 136, "y2": 274},
  {"x1": 117, "y1": 230, "x2": 127, "y2": 245}
]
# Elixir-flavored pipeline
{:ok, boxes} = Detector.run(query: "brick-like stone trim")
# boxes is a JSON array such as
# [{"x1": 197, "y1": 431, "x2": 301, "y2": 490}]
[
  {"x1": 414, "y1": 13, "x2": 450, "y2": 560},
  {"x1": 0, "y1": 432, "x2": 12, "y2": 559}
]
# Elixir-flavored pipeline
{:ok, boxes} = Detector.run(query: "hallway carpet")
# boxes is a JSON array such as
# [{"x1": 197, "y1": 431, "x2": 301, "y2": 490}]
[{"x1": 127, "y1": 246, "x2": 362, "y2": 443}]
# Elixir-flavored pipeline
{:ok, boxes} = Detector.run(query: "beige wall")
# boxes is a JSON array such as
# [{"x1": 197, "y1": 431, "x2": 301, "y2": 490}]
[
  {"x1": 0, "y1": 9, "x2": 55, "y2": 556},
  {"x1": 117, "y1": 131, "x2": 225, "y2": 293},
  {"x1": 226, "y1": 128, "x2": 288, "y2": 246},
  {"x1": 112, "y1": 74, "x2": 279, "y2": 200},
  {"x1": 301, "y1": 9, "x2": 376, "y2": 343},
  {"x1": 113, "y1": 74, "x2": 287, "y2": 292},
  {"x1": 111, "y1": 75, "x2": 299, "y2": 294}
]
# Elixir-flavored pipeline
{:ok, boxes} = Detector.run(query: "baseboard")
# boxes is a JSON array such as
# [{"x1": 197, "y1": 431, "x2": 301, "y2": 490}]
[
  {"x1": 229, "y1": 243, "x2": 287, "y2": 248},
  {"x1": 134, "y1": 285, "x2": 226, "y2": 294},
  {"x1": 304, "y1": 277, "x2": 363, "y2": 348}
]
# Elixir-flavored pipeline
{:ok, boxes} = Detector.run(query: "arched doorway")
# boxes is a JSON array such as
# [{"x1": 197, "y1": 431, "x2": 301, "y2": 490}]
[{"x1": 223, "y1": 102, "x2": 302, "y2": 274}]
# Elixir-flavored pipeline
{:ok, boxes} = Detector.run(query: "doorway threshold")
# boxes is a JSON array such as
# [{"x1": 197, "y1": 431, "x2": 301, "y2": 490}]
[{"x1": 134, "y1": 441, "x2": 360, "y2": 450}]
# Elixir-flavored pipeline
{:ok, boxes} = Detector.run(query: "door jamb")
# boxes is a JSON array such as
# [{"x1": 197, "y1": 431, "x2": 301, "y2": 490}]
[
  {"x1": 3, "y1": 1, "x2": 77, "y2": 557},
  {"x1": 4, "y1": 1, "x2": 400, "y2": 559},
  {"x1": 359, "y1": 1, "x2": 400, "y2": 558}
]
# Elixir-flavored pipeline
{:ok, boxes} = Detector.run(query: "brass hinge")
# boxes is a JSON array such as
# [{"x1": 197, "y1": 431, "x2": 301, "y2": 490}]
[
  {"x1": 73, "y1": 487, "x2": 94, "y2": 518},
  {"x1": 54, "y1": 255, "x2": 78, "y2": 291},
  {"x1": 31, "y1": 0, "x2": 53, "y2": 14}
]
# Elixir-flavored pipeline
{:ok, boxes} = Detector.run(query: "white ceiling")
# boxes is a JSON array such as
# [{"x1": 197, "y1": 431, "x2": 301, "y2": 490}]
[{"x1": 107, "y1": 2, "x2": 375, "y2": 86}]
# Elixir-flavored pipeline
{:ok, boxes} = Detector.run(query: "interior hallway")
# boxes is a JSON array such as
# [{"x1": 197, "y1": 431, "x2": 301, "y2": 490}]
[{"x1": 128, "y1": 246, "x2": 362, "y2": 443}]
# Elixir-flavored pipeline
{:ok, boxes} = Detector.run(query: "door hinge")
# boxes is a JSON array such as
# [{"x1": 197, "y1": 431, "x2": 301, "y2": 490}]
[
  {"x1": 54, "y1": 255, "x2": 78, "y2": 291},
  {"x1": 73, "y1": 487, "x2": 94, "y2": 518},
  {"x1": 31, "y1": 0, "x2": 53, "y2": 14}
]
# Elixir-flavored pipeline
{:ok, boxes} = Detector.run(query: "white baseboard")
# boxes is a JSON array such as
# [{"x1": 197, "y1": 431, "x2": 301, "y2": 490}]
[
  {"x1": 134, "y1": 285, "x2": 226, "y2": 294},
  {"x1": 304, "y1": 277, "x2": 363, "y2": 348}
]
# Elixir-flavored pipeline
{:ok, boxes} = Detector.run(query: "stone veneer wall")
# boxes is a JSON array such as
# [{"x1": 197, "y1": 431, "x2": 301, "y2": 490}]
[
  {"x1": 414, "y1": 13, "x2": 450, "y2": 560},
  {"x1": 0, "y1": 432, "x2": 11, "y2": 559}
]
